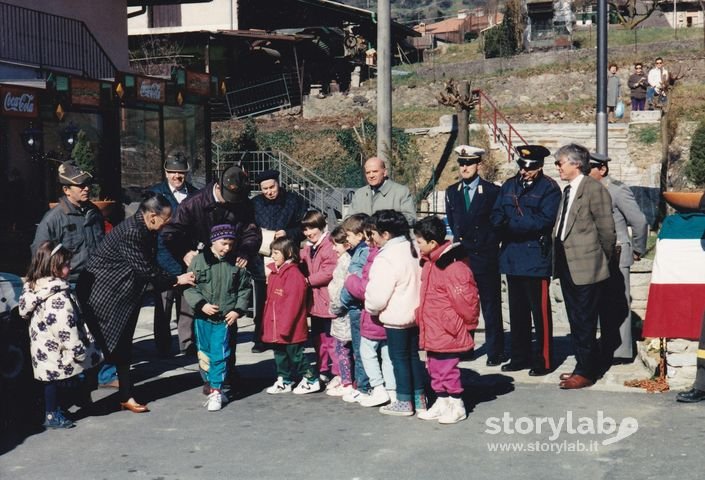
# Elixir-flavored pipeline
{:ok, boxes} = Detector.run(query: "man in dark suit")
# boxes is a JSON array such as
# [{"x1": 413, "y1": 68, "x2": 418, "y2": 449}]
[
  {"x1": 149, "y1": 154, "x2": 198, "y2": 356},
  {"x1": 491, "y1": 145, "x2": 561, "y2": 376},
  {"x1": 553, "y1": 144, "x2": 616, "y2": 389},
  {"x1": 588, "y1": 152, "x2": 648, "y2": 368},
  {"x1": 445, "y1": 145, "x2": 503, "y2": 365}
]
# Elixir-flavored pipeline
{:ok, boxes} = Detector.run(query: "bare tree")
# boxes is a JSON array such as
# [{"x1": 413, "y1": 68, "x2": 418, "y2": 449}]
[
  {"x1": 607, "y1": 0, "x2": 661, "y2": 29},
  {"x1": 129, "y1": 37, "x2": 186, "y2": 76}
]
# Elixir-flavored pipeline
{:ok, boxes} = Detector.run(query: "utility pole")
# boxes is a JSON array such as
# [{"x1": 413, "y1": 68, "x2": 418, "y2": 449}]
[
  {"x1": 377, "y1": 0, "x2": 393, "y2": 174},
  {"x1": 596, "y1": 0, "x2": 607, "y2": 155}
]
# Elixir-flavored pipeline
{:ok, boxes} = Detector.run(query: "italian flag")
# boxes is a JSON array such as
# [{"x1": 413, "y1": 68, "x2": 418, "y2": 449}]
[{"x1": 643, "y1": 213, "x2": 705, "y2": 339}]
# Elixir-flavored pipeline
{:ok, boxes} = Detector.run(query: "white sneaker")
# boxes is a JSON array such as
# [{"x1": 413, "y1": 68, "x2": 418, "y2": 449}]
[
  {"x1": 438, "y1": 398, "x2": 467, "y2": 424},
  {"x1": 417, "y1": 397, "x2": 448, "y2": 420},
  {"x1": 293, "y1": 378, "x2": 321, "y2": 395},
  {"x1": 326, "y1": 384, "x2": 353, "y2": 397},
  {"x1": 324, "y1": 375, "x2": 342, "y2": 391},
  {"x1": 342, "y1": 388, "x2": 369, "y2": 404},
  {"x1": 360, "y1": 385, "x2": 390, "y2": 407},
  {"x1": 266, "y1": 377, "x2": 293, "y2": 395},
  {"x1": 204, "y1": 390, "x2": 223, "y2": 412}
]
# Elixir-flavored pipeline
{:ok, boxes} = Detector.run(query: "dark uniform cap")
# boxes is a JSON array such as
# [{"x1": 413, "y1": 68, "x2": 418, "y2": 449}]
[
  {"x1": 164, "y1": 153, "x2": 190, "y2": 172},
  {"x1": 219, "y1": 165, "x2": 250, "y2": 203},
  {"x1": 515, "y1": 144, "x2": 551, "y2": 170},
  {"x1": 58, "y1": 161, "x2": 93, "y2": 186},
  {"x1": 255, "y1": 169, "x2": 280, "y2": 184},
  {"x1": 588, "y1": 152, "x2": 611, "y2": 167}
]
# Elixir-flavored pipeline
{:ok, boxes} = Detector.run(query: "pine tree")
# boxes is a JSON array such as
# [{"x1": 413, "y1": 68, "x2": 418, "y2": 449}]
[{"x1": 685, "y1": 120, "x2": 705, "y2": 186}]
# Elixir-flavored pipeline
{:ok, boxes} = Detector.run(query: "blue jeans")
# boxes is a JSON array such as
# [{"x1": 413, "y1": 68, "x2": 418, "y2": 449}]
[
  {"x1": 385, "y1": 327, "x2": 426, "y2": 402},
  {"x1": 349, "y1": 309, "x2": 369, "y2": 392},
  {"x1": 195, "y1": 318, "x2": 231, "y2": 390}
]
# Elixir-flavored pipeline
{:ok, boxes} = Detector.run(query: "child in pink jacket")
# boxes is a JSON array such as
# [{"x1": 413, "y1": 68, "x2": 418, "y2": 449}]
[{"x1": 414, "y1": 216, "x2": 479, "y2": 424}]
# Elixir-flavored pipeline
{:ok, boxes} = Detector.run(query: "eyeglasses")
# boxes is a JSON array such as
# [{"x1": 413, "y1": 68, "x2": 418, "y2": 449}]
[
  {"x1": 554, "y1": 160, "x2": 568, "y2": 167},
  {"x1": 656, "y1": 62, "x2": 663, "y2": 65}
]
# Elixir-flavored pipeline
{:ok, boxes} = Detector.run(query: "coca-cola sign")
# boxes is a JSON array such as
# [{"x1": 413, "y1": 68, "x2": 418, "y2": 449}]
[
  {"x1": 136, "y1": 77, "x2": 165, "y2": 104},
  {"x1": 0, "y1": 85, "x2": 39, "y2": 118}
]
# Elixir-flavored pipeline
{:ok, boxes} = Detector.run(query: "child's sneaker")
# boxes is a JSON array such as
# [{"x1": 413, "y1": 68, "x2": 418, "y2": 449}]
[
  {"x1": 319, "y1": 373, "x2": 332, "y2": 385},
  {"x1": 324, "y1": 375, "x2": 342, "y2": 391},
  {"x1": 44, "y1": 409, "x2": 75, "y2": 429},
  {"x1": 326, "y1": 384, "x2": 353, "y2": 397},
  {"x1": 342, "y1": 388, "x2": 369, "y2": 404},
  {"x1": 204, "y1": 389, "x2": 223, "y2": 411},
  {"x1": 379, "y1": 400, "x2": 414, "y2": 417},
  {"x1": 414, "y1": 391, "x2": 428, "y2": 414},
  {"x1": 438, "y1": 398, "x2": 467, "y2": 424},
  {"x1": 360, "y1": 385, "x2": 390, "y2": 407},
  {"x1": 417, "y1": 397, "x2": 448, "y2": 421},
  {"x1": 266, "y1": 377, "x2": 293, "y2": 395},
  {"x1": 293, "y1": 378, "x2": 321, "y2": 395}
]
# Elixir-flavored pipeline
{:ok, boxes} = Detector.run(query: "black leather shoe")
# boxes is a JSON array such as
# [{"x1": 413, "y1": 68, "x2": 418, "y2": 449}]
[
  {"x1": 677, "y1": 388, "x2": 705, "y2": 403},
  {"x1": 528, "y1": 367, "x2": 551, "y2": 377},
  {"x1": 501, "y1": 362, "x2": 528, "y2": 372},
  {"x1": 486, "y1": 358, "x2": 503, "y2": 367}
]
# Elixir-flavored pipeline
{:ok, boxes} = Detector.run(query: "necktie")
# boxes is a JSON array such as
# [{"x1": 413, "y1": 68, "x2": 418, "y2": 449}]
[
  {"x1": 557, "y1": 185, "x2": 571, "y2": 240},
  {"x1": 464, "y1": 185, "x2": 471, "y2": 211}
]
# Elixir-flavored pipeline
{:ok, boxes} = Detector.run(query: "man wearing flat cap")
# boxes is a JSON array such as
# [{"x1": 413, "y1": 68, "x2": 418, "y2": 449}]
[
  {"x1": 588, "y1": 152, "x2": 648, "y2": 368},
  {"x1": 32, "y1": 161, "x2": 104, "y2": 284},
  {"x1": 148, "y1": 153, "x2": 199, "y2": 356},
  {"x1": 491, "y1": 145, "x2": 561, "y2": 376},
  {"x1": 250, "y1": 169, "x2": 307, "y2": 351},
  {"x1": 162, "y1": 165, "x2": 261, "y2": 366},
  {"x1": 445, "y1": 145, "x2": 503, "y2": 366}
]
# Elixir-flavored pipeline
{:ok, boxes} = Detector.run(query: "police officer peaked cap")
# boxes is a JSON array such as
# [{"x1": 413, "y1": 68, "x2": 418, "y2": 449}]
[
  {"x1": 454, "y1": 145, "x2": 485, "y2": 160},
  {"x1": 164, "y1": 153, "x2": 190, "y2": 172},
  {"x1": 515, "y1": 144, "x2": 551, "y2": 169},
  {"x1": 58, "y1": 161, "x2": 93, "y2": 186},
  {"x1": 255, "y1": 169, "x2": 280, "y2": 184},
  {"x1": 588, "y1": 152, "x2": 611, "y2": 166}
]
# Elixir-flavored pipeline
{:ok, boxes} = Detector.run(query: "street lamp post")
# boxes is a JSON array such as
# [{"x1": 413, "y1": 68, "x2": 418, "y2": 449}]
[
  {"x1": 596, "y1": 0, "x2": 608, "y2": 155},
  {"x1": 377, "y1": 0, "x2": 392, "y2": 174}
]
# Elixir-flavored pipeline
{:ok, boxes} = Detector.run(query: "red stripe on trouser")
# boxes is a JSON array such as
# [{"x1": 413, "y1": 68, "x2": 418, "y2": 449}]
[{"x1": 541, "y1": 279, "x2": 551, "y2": 369}]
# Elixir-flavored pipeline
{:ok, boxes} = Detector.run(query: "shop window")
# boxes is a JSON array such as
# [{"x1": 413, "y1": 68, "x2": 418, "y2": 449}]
[{"x1": 120, "y1": 108, "x2": 162, "y2": 198}]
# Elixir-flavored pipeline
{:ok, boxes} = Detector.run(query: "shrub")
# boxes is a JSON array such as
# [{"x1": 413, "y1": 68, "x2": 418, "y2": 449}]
[
  {"x1": 637, "y1": 125, "x2": 659, "y2": 145},
  {"x1": 685, "y1": 120, "x2": 705, "y2": 186}
]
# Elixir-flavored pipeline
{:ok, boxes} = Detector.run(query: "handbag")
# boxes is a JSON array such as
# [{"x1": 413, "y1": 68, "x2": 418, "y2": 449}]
[{"x1": 615, "y1": 100, "x2": 625, "y2": 119}]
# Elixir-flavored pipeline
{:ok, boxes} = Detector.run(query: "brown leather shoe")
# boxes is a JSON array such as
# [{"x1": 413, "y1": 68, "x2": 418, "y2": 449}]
[
  {"x1": 559, "y1": 374, "x2": 593, "y2": 390},
  {"x1": 559, "y1": 372, "x2": 574, "y2": 381},
  {"x1": 120, "y1": 400, "x2": 150, "y2": 413}
]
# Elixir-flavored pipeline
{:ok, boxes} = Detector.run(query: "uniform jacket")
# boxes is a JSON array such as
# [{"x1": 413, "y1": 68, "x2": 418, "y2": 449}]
[
  {"x1": 553, "y1": 175, "x2": 617, "y2": 285},
  {"x1": 19, "y1": 277, "x2": 102, "y2": 382},
  {"x1": 183, "y1": 248, "x2": 252, "y2": 322},
  {"x1": 349, "y1": 179, "x2": 417, "y2": 225},
  {"x1": 149, "y1": 179, "x2": 198, "y2": 275},
  {"x1": 365, "y1": 237, "x2": 420, "y2": 329},
  {"x1": 416, "y1": 242, "x2": 479, "y2": 353},
  {"x1": 300, "y1": 233, "x2": 337, "y2": 319},
  {"x1": 261, "y1": 261, "x2": 309, "y2": 344},
  {"x1": 31, "y1": 196, "x2": 105, "y2": 283},
  {"x1": 445, "y1": 177, "x2": 500, "y2": 274},
  {"x1": 491, "y1": 172, "x2": 561, "y2": 277},
  {"x1": 77, "y1": 212, "x2": 176, "y2": 353},
  {"x1": 161, "y1": 182, "x2": 262, "y2": 267},
  {"x1": 345, "y1": 245, "x2": 386, "y2": 340},
  {"x1": 252, "y1": 188, "x2": 307, "y2": 244},
  {"x1": 602, "y1": 177, "x2": 648, "y2": 268}
]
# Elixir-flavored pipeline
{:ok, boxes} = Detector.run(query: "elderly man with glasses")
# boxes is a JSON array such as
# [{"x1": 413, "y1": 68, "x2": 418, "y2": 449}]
[
  {"x1": 490, "y1": 145, "x2": 561, "y2": 376},
  {"x1": 31, "y1": 161, "x2": 105, "y2": 284}
]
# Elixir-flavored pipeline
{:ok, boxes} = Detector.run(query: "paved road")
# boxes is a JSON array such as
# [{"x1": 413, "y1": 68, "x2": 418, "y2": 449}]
[{"x1": 1, "y1": 309, "x2": 702, "y2": 480}]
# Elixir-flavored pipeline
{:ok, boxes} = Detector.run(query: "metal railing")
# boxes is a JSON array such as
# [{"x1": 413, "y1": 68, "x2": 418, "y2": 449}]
[
  {"x1": 211, "y1": 146, "x2": 346, "y2": 218},
  {"x1": 473, "y1": 88, "x2": 528, "y2": 162},
  {"x1": 0, "y1": 1, "x2": 116, "y2": 79},
  {"x1": 224, "y1": 72, "x2": 301, "y2": 119}
]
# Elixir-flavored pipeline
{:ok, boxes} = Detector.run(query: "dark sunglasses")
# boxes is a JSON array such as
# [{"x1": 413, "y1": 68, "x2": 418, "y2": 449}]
[{"x1": 458, "y1": 158, "x2": 480, "y2": 167}]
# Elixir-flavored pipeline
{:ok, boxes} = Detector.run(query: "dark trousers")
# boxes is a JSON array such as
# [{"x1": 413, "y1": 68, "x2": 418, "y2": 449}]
[
  {"x1": 555, "y1": 241, "x2": 604, "y2": 381},
  {"x1": 106, "y1": 311, "x2": 141, "y2": 403},
  {"x1": 176, "y1": 294, "x2": 196, "y2": 353},
  {"x1": 598, "y1": 259, "x2": 631, "y2": 367},
  {"x1": 475, "y1": 268, "x2": 504, "y2": 360},
  {"x1": 272, "y1": 343, "x2": 314, "y2": 383},
  {"x1": 153, "y1": 288, "x2": 181, "y2": 355},
  {"x1": 385, "y1": 327, "x2": 426, "y2": 403},
  {"x1": 250, "y1": 257, "x2": 266, "y2": 344},
  {"x1": 631, "y1": 97, "x2": 646, "y2": 111},
  {"x1": 694, "y1": 312, "x2": 705, "y2": 391},
  {"x1": 506, "y1": 275, "x2": 553, "y2": 370}
]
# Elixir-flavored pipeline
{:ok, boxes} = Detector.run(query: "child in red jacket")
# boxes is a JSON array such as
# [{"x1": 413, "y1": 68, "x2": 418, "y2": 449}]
[
  {"x1": 262, "y1": 237, "x2": 315, "y2": 395},
  {"x1": 413, "y1": 216, "x2": 480, "y2": 424}
]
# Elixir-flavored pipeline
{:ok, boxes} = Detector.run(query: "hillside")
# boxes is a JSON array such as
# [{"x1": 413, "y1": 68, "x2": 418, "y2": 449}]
[{"x1": 340, "y1": 0, "x2": 486, "y2": 24}]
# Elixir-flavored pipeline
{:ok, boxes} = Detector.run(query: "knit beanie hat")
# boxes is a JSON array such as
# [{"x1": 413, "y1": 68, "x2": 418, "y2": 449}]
[{"x1": 210, "y1": 224, "x2": 236, "y2": 243}]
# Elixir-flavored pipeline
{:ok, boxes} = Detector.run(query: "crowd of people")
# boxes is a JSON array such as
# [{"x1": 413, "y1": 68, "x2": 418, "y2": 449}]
[
  {"x1": 610, "y1": 56, "x2": 671, "y2": 120},
  {"x1": 18, "y1": 138, "x2": 666, "y2": 430}
]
